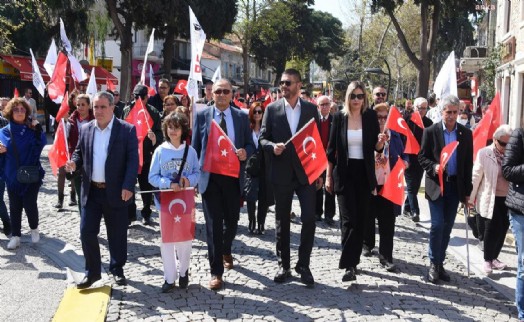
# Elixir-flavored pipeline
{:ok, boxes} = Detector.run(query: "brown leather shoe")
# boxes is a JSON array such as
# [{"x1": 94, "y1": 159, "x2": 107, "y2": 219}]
[
  {"x1": 223, "y1": 254, "x2": 234, "y2": 269},
  {"x1": 209, "y1": 275, "x2": 223, "y2": 290}
]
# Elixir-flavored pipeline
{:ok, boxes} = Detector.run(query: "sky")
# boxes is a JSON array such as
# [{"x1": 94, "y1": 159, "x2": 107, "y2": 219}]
[{"x1": 311, "y1": 0, "x2": 353, "y2": 27}]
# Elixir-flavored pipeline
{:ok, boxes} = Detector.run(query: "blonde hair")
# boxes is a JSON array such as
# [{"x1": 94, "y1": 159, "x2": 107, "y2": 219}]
[
  {"x1": 343, "y1": 81, "x2": 368, "y2": 115},
  {"x1": 373, "y1": 103, "x2": 389, "y2": 113}
]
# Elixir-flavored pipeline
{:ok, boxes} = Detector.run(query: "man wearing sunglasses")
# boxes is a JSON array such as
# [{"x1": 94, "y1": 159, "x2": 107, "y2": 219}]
[
  {"x1": 148, "y1": 79, "x2": 171, "y2": 112},
  {"x1": 260, "y1": 68, "x2": 321, "y2": 287},
  {"x1": 372, "y1": 86, "x2": 387, "y2": 107},
  {"x1": 192, "y1": 79, "x2": 254, "y2": 290},
  {"x1": 418, "y1": 94, "x2": 473, "y2": 284}
]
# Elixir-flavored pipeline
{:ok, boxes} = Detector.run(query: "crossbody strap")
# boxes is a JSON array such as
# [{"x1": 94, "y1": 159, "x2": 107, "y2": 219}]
[{"x1": 173, "y1": 143, "x2": 190, "y2": 183}]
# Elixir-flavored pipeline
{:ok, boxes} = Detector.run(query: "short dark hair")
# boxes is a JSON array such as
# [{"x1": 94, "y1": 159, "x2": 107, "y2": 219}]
[
  {"x1": 282, "y1": 68, "x2": 302, "y2": 82},
  {"x1": 162, "y1": 111, "x2": 190, "y2": 143}
]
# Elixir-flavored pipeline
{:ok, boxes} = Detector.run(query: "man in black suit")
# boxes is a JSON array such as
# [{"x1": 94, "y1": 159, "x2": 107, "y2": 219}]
[
  {"x1": 260, "y1": 68, "x2": 321, "y2": 287},
  {"x1": 66, "y1": 91, "x2": 138, "y2": 288},
  {"x1": 418, "y1": 94, "x2": 473, "y2": 284},
  {"x1": 192, "y1": 79, "x2": 254, "y2": 290},
  {"x1": 148, "y1": 78, "x2": 171, "y2": 112},
  {"x1": 315, "y1": 95, "x2": 335, "y2": 225}
]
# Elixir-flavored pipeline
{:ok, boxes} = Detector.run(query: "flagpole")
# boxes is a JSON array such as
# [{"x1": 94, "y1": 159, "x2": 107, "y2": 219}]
[
  {"x1": 62, "y1": 119, "x2": 70, "y2": 161},
  {"x1": 136, "y1": 187, "x2": 194, "y2": 194},
  {"x1": 284, "y1": 118, "x2": 315, "y2": 146},
  {"x1": 189, "y1": 96, "x2": 194, "y2": 130}
]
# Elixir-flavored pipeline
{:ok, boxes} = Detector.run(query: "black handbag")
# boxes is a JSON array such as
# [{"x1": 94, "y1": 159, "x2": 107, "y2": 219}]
[
  {"x1": 9, "y1": 128, "x2": 40, "y2": 184},
  {"x1": 246, "y1": 150, "x2": 261, "y2": 177}
]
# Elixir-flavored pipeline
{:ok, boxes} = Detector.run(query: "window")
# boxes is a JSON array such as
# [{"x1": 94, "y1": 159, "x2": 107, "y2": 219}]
[{"x1": 505, "y1": 0, "x2": 512, "y2": 34}]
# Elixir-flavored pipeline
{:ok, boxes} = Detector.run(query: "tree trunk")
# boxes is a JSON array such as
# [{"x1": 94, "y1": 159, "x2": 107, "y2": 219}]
[
  {"x1": 416, "y1": 61, "x2": 430, "y2": 98},
  {"x1": 163, "y1": 26, "x2": 176, "y2": 81}
]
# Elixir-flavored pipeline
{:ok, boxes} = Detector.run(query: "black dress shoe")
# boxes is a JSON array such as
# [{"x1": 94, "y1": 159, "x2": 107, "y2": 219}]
[
  {"x1": 428, "y1": 263, "x2": 439, "y2": 284},
  {"x1": 411, "y1": 212, "x2": 420, "y2": 223},
  {"x1": 143, "y1": 216, "x2": 152, "y2": 226},
  {"x1": 77, "y1": 275, "x2": 102, "y2": 289},
  {"x1": 114, "y1": 274, "x2": 127, "y2": 286},
  {"x1": 161, "y1": 281, "x2": 175, "y2": 293},
  {"x1": 274, "y1": 268, "x2": 292, "y2": 283},
  {"x1": 315, "y1": 215, "x2": 322, "y2": 222},
  {"x1": 324, "y1": 217, "x2": 335, "y2": 226},
  {"x1": 342, "y1": 267, "x2": 356, "y2": 282},
  {"x1": 179, "y1": 270, "x2": 189, "y2": 289},
  {"x1": 295, "y1": 265, "x2": 314, "y2": 287},
  {"x1": 362, "y1": 247, "x2": 372, "y2": 257},
  {"x1": 438, "y1": 264, "x2": 451, "y2": 282}
]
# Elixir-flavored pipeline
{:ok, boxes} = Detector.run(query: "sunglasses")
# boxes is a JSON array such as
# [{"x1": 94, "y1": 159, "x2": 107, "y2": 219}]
[
  {"x1": 497, "y1": 140, "x2": 508, "y2": 147},
  {"x1": 254, "y1": 110, "x2": 263, "y2": 115},
  {"x1": 350, "y1": 93, "x2": 365, "y2": 100},
  {"x1": 375, "y1": 92, "x2": 387, "y2": 97},
  {"x1": 13, "y1": 107, "x2": 26, "y2": 113},
  {"x1": 279, "y1": 80, "x2": 295, "y2": 87},
  {"x1": 214, "y1": 89, "x2": 231, "y2": 95}
]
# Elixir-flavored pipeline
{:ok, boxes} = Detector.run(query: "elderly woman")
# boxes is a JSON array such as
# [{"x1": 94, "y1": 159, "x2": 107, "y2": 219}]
[
  {"x1": 470, "y1": 124, "x2": 512, "y2": 274},
  {"x1": 326, "y1": 81, "x2": 387, "y2": 282},
  {"x1": 162, "y1": 95, "x2": 179, "y2": 119},
  {"x1": 0, "y1": 98, "x2": 46, "y2": 250}
]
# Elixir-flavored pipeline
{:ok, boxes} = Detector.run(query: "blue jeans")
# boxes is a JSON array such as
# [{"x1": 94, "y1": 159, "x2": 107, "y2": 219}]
[
  {"x1": 0, "y1": 179, "x2": 9, "y2": 224},
  {"x1": 427, "y1": 181, "x2": 460, "y2": 264},
  {"x1": 509, "y1": 211, "x2": 524, "y2": 319}
]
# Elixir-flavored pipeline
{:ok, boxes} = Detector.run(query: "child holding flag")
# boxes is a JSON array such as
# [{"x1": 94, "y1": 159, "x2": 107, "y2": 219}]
[{"x1": 149, "y1": 112, "x2": 200, "y2": 293}]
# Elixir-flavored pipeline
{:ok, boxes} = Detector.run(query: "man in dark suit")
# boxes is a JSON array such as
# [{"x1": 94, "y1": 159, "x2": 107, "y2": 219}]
[
  {"x1": 66, "y1": 91, "x2": 138, "y2": 289},
  {"x1": 418, "y1": 94, "x2": 473, "y2": 284},
  {"x1": 315, "y1": 95, "x2": 335, "y2": 225},
  {"x1": 192, "y1": 79, "x2": 254, "y2": 290},
  {"x1": 403, "y1": 97, "x2": 433, "y2": 222},
  {"x1": 260, "y1": 68, "x2": 321, "y2": 287}
]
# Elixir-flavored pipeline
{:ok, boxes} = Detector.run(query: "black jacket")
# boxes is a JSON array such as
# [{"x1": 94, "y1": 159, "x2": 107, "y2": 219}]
[{"x1": 503, "y1": 128, "x2": 524, "y2": 215}]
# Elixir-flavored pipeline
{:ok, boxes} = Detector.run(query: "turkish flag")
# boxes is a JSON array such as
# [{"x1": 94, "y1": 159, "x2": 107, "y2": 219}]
[
  {"x1": 48, "y1": 119, "x2": 69, "y2": 176},
  {"x1": 385, "y1": 107, "x2": 420, "y2": 154},
  {"x1": 439, "y1": 141, "x2": 460, "y2": 195},
  {"x1": 106, "y1": 77, "x2": 116, "y2": 91},
  {"x1": 233, "y1": 97, "x2": 243, "y2": 108},
  {"x1": 290, "y1": 119, "x2": 328, "y2": 184},
  {"x1": 48, "y1": 52, "x2": 68, "y2": 103},
  {"x1": 13, "y1": 88, "x2": 19, "y2": 98},
  {"x1": 55, "y1": 91, "x2": 69, "y2": 122},
  {"x1": 174, "y1": 80, "x2": 188, "y2": 95},
  {"x1": 472, "y1": 92, "x2": 500, "y2": 161},
  {"x1": 486, "y1": 92, "x2": 501, "y2": 139},
  {"x1": 379, "y1": 157, "x2": 406, "y2": 206},
  {"x1": 125, "y1": 97, "x2": 152, "y2": 173},
  {"x1": 148, "y1": 85, "x2": 156, "y2": 97},
  {"x1": 160, "y1": 188, "x2": 196, "y2": 242},
  {"x1": 203, "y1": 120, "x2": 240, "y2": 178},
  {"x1": 411, "y1": 111, "x2": 424, "y2": 129}
]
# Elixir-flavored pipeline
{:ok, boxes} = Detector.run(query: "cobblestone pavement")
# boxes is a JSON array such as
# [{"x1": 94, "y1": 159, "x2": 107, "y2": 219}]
[{"x1": 2, "y1": 143, "x2": 520, "y2": 321}]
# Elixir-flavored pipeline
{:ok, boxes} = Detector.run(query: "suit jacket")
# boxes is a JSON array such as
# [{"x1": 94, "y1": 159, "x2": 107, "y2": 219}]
[
  {"x1": 259, "y1": 98, "x2": 320, "y2": 186},
  {"x1": 72, "y1": 117, "x2": 139, "y2": 208},
  {"x1": 326, "y1": 109, "x2": 380, "y2": 194},
  {"x1": 418, "y1": 122, "x2": 473, "y2": 202},
  {"x1": 192, "y1": 105, "x2": 255, "y2": 194}
]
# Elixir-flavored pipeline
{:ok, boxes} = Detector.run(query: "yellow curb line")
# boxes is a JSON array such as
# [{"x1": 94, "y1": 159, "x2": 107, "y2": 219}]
[{"x1": 52, "y1": 285, "x2": 111, "y2": 322}]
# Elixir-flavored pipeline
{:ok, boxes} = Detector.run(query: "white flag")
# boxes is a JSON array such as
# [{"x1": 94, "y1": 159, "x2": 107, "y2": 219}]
[
  {"x1": 86, "y1": 67, "x2": 97, "y2": 98},
  {"x1": 44, "y1": 39, "x2": 58, "y2": 77},
  {"x1": 60, "y1": 18, "x2": 72, "y2": 53},
  {"x1": 140, "y1": 28, "x2": 155, "y2": 85},
  {"x1": 433, "y1": 51, "x2": 457, "y2": 99},
  {"x1": 186, "y1": 78, "x2": 199, "y2": 99},
  {"x1": 211, "y1": 65, "x2": 221, "y2": 83},
  {"x1": 149, "y1": 64, "x2": 156, "y2": 93},
  {"x1": 30, "y1": 49, "x2": 45, "y2": 97},
  {"x1": 188, "y1": 6, "x2": 206, "y2": 82},
  {"x1": 68, "y1": 53, "x2": 88, "y2": 82}
]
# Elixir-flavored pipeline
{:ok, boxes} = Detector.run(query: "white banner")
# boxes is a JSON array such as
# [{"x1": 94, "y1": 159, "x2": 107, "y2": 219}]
[
  {"x1": 60, "y1": 18, "x2": 72, "y2": 53},
  {"x1": 68, "y1": 53, "x2": 88, "y2": 82},
  {"x1": 186, "y1": 78, "x2": 199, "y2": 99},
  {"x1": 433, "y1": 51, "x2": 457, "y2": 100},
  {"x1": 44, "y1": 39, "x2": 58, "y2": 77},
  {"x1": 30, "y1": 49, "x2": 45, "y2": 97},
  {"x1": 211, "y1": 65, "x2": 221, "y2": 83},
  {"x1": 188, "y1": 6, "x2": 206, "y2": 82},
  {"x1": 140, "y1": 28, "x2": 155, "y2": 85},
  {"x1": 86, "y1": 67, "x2": 97, "y2": 98}
]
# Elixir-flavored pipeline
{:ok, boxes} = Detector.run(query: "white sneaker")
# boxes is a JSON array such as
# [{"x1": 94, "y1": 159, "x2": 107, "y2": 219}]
[
  {"x1": 31, "y1": 228, "x2": 40, "y2": 243},
  {"x1": 7, "y1": 236, "x2": 20, "y2": 250}
]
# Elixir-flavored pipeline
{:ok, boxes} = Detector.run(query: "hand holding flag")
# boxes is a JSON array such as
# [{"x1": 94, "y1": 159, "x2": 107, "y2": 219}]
[{"x1": 379, "y1": 157, "x2": 406, "y2": 206}]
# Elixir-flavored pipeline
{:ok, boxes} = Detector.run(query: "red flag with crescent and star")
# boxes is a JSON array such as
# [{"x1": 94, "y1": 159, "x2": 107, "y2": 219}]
[
  {"x1": 48, "y1": 119, "x2": 69, "y2": 176},
  {"x1": 379, "y1": 157, "x2": 406, "y2": 206},
  {"x1": 160, "y1": 188, "x2": 196, "y2": 242},
  {"x1": 290, "y1": 119, "x2": 328, "y2": 184},
  {"x1": 439, "y1": 141, "x2": 459, "y2": 195},
  {"x1": 203, "y1": 120, "x2": 240, "y2": 178},
  {"x1": 385, "y1": 107, "x2": 420, "y2": 154},
  {"x1": 174, "y1": 80, "x2": 188, "y2": 95},
  {"x1": 125, "y1": 97, "x2": 152, "y2": 173},
  {"x1": 411, "y1": 111, "x2": 425, "y2": 129},
  {"x1": 55, "y1": 91, "x2": 69, "y2": 122},
  {"x1": 48, "y1": 51, "x2": 68, "y2": 104},
  {"x1": 106, "y1": 76, "x2": 116, "y2": 91}
]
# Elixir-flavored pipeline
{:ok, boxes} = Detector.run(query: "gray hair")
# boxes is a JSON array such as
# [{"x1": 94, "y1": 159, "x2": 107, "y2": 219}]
[
  {"x1": 440, "y1": 95, "x2": 460, "y2": 110},
  {"x1": 212, "y1": 79, "x2": 232, "y2": 91},
  {"x1": 94, "y1": 91, "x2": 114, "y2": 106},
  {"x1": 493, "y1": 124, "x2": 512, "y2": 140},
  {"x1": 316, "y1": 95, "x2": 330, "y2": 104},
  {"x1": 413, "y1": 97, "x2": 427, "y2": 108}
]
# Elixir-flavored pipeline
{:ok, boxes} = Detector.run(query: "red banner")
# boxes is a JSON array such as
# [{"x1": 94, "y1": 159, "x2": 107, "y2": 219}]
[
  {"x1": 439, "y1": 141, "x2": 459, "y2": 195},
  {"x1": 125, "y1": 97, "x2": 152, "y2": 173},
  {"x1": 379, "y1": 157, "x2": 406, "y2": 206}
]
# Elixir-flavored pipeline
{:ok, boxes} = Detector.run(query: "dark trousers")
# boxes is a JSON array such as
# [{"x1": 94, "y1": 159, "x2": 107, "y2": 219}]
[
  {"x1": 128, "y1": 165, "x2": 154, "y2": 221},
  {"x1": 8, "y1": 183, "x2": 40, "y2": 237},
  {"x1": 81, "y1": 186, "x2": 128, "y2": 277},
  {"x1": 202, "y1": 174, "x2": 240, "y2": 276},
  {"x1": 364, "y1": 190, "x2": 396, "y2": 262},
  {"x1": 0, "y1": 179, "x2": 9, "y2": 226},
  {"x1": 337, "y1": 159, "x2": 371, "y2": 269},
  {"x1": 404, "y1": 161, "x2": 424, "y2": 214},
  {"x1": 315, "y1": 182, "x2": 336, "y2": 219},
  {"x1": 273, "y1": 179, "x2": 316, "y2": 270},
  {"x1": 484, "y1": 196, "x2": 510, "y2": 261},
  {"x1": 247, "y1": 199, "x2": 268, "y2": 226}
]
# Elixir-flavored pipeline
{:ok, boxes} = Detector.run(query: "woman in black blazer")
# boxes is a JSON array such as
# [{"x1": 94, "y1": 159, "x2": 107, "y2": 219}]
[{"x1": 326, "y1": 81, "x2": 387, "y2": 282}]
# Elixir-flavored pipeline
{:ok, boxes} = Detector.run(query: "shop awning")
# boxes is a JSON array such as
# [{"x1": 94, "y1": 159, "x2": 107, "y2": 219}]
[{"x1": 0, "y1": 54, "x2": 49, "y2": 81}]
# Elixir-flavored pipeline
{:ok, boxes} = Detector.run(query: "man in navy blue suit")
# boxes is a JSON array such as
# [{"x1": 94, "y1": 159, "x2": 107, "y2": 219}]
[
  {"x1": 192, "y1": 79, "x2": 254, "y2": 290},
  {"x1": 66, "y1": 91, "x2": 138, "y2": 289}
]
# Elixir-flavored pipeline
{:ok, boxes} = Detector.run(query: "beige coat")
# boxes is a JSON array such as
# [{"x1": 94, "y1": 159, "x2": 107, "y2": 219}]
[{"x1": 470, "y1": 144, "x2": 500, "y2": 219}]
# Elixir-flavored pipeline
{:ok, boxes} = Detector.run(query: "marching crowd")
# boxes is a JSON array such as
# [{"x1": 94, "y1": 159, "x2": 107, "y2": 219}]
[{"x1": 1, "y1": 68, "x2": 524, "y2": 319}]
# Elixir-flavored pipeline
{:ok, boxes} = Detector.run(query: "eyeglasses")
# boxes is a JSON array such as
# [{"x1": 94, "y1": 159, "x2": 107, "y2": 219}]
[
  {"x1": 350, "y1": 93, "x2": 365, "y2": 100},
  {"x1": 214, "y1": 89, "x2": 231, "y2": 95},
  {"x1": 445, "y1": 110, "x2": 458, "y2": 114},
  {"x1": 254, "y1": 110, "x2": 263, "y2": 115},
  {"x1": 13, "y1": 107, "x2": 25, "y2": 113},
  {"x1": 497, "y1": 140, "x2": 508, "y2": 147},
  {"x1": 377, "y1": 116, "x2": 388, "y2": 120},
  {"x1": 279, "y1": 80, "x2": 295, "y2": 87},
  {"x1": 374, "y1": 92, "x2": 386, "y2": 97}
]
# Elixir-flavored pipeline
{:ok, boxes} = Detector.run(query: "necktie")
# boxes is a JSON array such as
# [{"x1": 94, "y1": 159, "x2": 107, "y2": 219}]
[{"x1": 220, "y1": 112, "x2": 228, "y2": 135}]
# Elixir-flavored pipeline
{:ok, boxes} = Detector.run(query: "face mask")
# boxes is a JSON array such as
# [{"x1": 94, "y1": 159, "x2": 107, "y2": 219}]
[{"x1": 458, "y1": 119, "x2": 468, "y2": 125}]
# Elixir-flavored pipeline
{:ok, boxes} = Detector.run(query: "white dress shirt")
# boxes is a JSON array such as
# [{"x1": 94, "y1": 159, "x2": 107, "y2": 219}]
[
  {"x1": 284, "y1": 98, "x2": 301, "y2": 135},
  {"x1": 213, "y1": 106, "x2": 235, "y2": 144},
  {"x1": 91, "y1": 116, "x2": 115, "y2": 182}
]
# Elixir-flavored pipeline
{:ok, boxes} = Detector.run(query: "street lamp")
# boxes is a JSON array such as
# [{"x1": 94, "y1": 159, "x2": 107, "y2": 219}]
[{"x1": 364, "y1": 59, "x2": 391, "y2": 102}]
